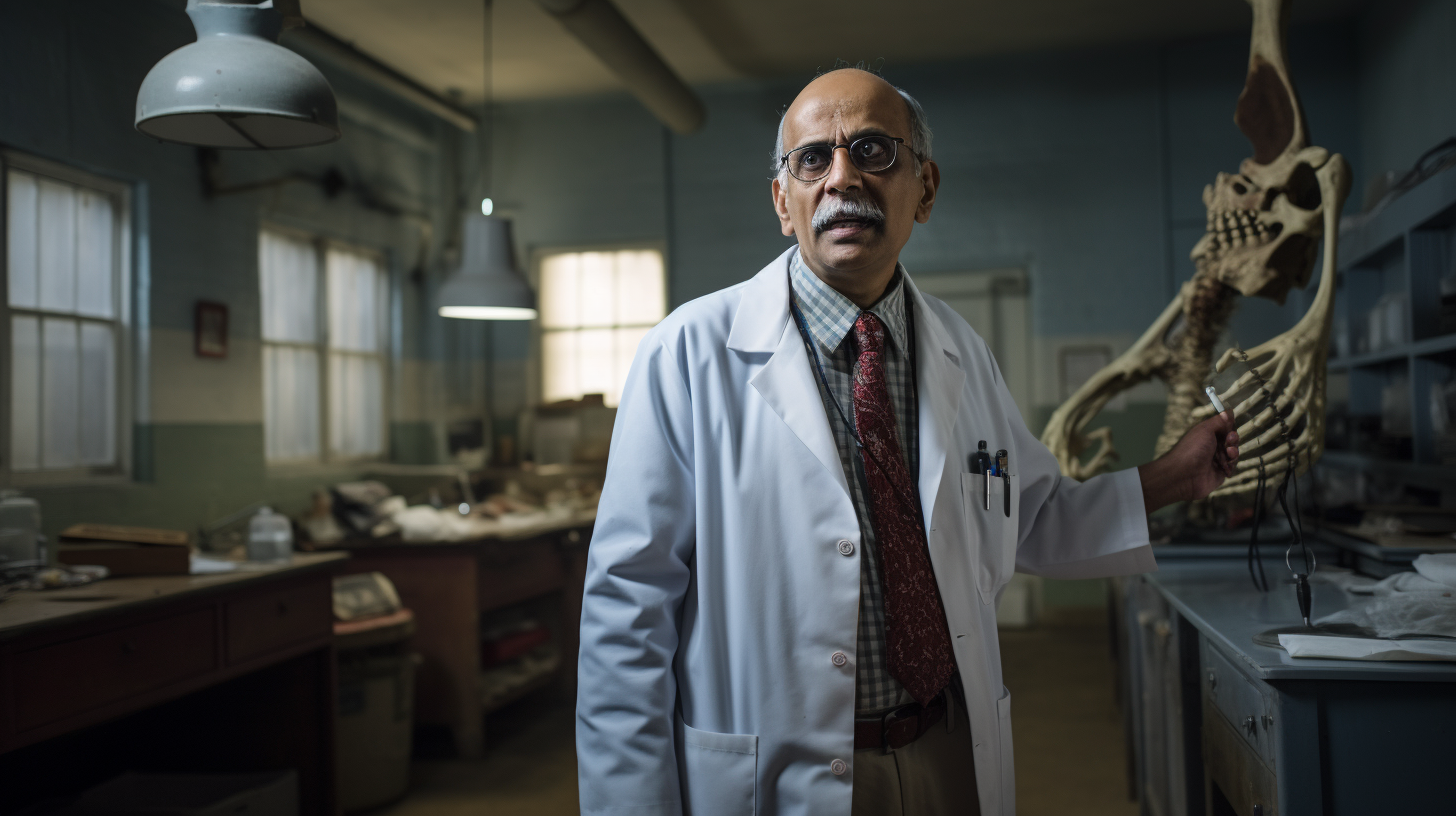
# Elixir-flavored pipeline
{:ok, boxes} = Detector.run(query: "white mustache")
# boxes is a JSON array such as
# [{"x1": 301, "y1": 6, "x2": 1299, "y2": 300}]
[{"x1": 812, "y1": 196, "x2": 885, "y2": 235}]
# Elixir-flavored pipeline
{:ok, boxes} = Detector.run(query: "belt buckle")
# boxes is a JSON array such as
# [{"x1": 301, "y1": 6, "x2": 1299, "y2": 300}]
[
  {"x1": 879, "y1": 706, "x2": 898, "y2": 755},
  {"x1": 880, "y1": 702, "x2": 918, "y2": 755}
]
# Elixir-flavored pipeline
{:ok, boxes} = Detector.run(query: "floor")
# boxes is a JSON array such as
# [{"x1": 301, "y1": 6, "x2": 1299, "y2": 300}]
[{"x1": 374, "y1": 614, "x2": 1136, "y2": 816}]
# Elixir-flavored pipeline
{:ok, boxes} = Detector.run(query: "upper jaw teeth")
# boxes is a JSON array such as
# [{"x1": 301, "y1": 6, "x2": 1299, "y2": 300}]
[{"x1": 1204, "y1": 207, "x2": 1272, "y2": 251}]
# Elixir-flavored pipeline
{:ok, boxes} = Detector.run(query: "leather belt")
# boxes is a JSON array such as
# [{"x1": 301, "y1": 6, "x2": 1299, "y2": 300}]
[{"x1": 853, "y1": 692, "x2": 947, "y2": 752}]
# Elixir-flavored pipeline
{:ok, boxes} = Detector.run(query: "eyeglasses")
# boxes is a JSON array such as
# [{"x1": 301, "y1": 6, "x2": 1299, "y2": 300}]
[{"x1": 780, "y1": 135, "x2": 922, "y2": 183}]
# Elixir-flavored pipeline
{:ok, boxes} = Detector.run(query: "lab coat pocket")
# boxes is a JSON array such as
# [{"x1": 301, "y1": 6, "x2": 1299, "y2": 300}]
[
  {"x1": 960, "y1": 472, "x2": 1021, "y2": 604},
  {"x1": 997, "y1": 686, "x2": 1015, "y2": 815},
  {"x1": 677, "y1": 717, "x2": 757, "y2": 816}
]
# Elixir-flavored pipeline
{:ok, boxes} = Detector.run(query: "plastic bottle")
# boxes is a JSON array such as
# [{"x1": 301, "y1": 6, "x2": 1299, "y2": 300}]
[{"x1": 247, "y1": 507, "x2": 293, "y2": 563}]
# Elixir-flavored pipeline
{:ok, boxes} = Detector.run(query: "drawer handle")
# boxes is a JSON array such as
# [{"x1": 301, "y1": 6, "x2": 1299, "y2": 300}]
[
  {"x1": 1243, "y1": 715, "x2": 1257, "y2": 737},
  {"x1": 1261, "y1": 714, "x2": 1273, "y2": 730},
  {"x1": 1207, "y1": 670, "x2": 1217, "y2": 690}
]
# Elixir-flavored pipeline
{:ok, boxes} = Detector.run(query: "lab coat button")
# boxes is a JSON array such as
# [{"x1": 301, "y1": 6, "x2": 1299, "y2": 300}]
[
  {"x1": 830, "y1": 758, "x2": 848, "y2": 776},
  {"x1": 831, "y1": 651, "x2": 848, "y2": 667},
  {"x1": 837, "y1": 539, "x2": 854, "y2": 556}
]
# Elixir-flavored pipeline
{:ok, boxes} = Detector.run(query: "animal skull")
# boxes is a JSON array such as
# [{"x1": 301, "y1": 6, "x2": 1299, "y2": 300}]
[{"x1": 1040, "y1": 0, "x2": 1351, "y2": 500}]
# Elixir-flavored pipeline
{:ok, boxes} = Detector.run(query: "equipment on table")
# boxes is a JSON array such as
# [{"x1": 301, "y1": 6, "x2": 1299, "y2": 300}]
[
  {"x1": 0, "y1": 491, "x2": 42, "y2": 567},
  {"x1": 246, "y1": 508, "x2": 293, "y2": 563}
]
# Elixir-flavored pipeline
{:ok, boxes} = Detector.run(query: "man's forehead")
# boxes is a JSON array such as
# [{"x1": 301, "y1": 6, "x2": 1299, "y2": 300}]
[{"x1": 783, "y1": 70, "x2": 909, "y2": 144}]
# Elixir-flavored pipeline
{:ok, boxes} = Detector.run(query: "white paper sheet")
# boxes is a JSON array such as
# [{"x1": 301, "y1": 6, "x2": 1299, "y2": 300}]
[{"x1": 1279, "y1": 634, "x2": 1456, "y2": 662}]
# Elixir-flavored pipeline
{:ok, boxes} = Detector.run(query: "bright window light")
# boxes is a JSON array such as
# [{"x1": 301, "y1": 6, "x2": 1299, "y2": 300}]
[{"x1": 539, "y1": 248, "x2": 665, "y2": 407}]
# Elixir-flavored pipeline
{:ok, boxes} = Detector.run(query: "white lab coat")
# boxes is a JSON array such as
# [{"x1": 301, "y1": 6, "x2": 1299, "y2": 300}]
[{"x1": 577, "y1": 247, "x2": 1154, "y2": 816}]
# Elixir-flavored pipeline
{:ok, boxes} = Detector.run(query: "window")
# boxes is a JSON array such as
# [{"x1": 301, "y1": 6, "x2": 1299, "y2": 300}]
[
  {"x1": 539, "y1": 249, "x2": 665, "y2": 406},
  {"x1": 260, "y1": 229, "x2": 388, "y2": 463},
  {"x1": 4, "y1": 157, "x2": 129, "y2": 477}
]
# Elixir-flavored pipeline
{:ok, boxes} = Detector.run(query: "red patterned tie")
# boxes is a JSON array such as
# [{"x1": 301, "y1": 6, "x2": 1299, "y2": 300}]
[{"x1": 852, "y1": 311, "x2": 956, "y2": 707}]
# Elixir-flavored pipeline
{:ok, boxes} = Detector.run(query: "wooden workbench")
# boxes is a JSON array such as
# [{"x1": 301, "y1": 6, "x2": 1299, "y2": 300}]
[
  {"x1": 0, "y1": 553, "x2": 346, "y2": 814},
  {"x1": 336, "y1": 510, "x2": 594, "y2": 758}
]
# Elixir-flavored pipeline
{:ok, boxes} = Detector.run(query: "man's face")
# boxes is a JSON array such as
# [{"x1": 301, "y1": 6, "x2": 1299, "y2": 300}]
[{"x1": 772, "y1": 70, "x2": 939, "y2": 281}]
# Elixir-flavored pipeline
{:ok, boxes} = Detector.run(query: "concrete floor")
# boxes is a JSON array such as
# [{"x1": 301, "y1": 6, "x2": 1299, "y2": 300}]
[{"x1": 373, "y1": 614, "x2": 1135, "y2": 816}]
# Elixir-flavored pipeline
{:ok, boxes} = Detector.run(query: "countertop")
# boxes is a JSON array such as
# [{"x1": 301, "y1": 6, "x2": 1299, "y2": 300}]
[
  {"x1": 1144, "y1": 552, "x2": 1456, "y2": 683},
  {"x1": 0, "y1": 552, "x2": 347, "y2": 640}
]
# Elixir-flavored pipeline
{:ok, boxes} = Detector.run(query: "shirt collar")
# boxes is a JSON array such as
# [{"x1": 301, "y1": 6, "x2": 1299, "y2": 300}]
[{"x1": 789, "y1": 249, "x2": 910, "y2": 356}]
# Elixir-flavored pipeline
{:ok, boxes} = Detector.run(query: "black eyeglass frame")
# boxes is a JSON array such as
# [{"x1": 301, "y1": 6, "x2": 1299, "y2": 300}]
[{"x1": 779, "y1": 135, "x2": 925, "y2": 182}]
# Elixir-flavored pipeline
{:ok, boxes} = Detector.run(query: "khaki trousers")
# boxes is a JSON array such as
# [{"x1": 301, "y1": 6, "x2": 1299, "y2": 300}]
[{"x1": 850, "y1": 703, "x2": 981, "y2": 816}]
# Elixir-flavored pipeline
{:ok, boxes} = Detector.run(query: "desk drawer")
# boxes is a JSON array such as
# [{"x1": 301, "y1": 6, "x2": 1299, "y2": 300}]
[
  {"x1": 14, "y1": 608, "x2": 217, "y2": 732},
  {"x1": 1202, "y1": 640, "x2": 1276, "y2": 768},
  {"x1": 226, "y1": 579, "x2": 331, "y2": 665}
]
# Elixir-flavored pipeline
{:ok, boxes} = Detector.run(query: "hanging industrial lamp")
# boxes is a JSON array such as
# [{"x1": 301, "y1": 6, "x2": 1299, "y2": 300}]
[
  {"x1": 438, "y1": 0, "x2": 536, "y2": 321},
  {"x1": 135, "y1": 0, "x2": 340, "y2": 149}
]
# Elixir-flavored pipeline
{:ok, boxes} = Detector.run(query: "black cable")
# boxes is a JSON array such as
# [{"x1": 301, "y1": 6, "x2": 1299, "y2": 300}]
[{"x1": 1248, "y1": 458, "x2": 1270, "y2": 592}]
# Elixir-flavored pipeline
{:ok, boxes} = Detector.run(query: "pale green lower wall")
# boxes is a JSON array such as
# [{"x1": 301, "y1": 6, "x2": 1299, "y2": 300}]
[{"x1": 26, "y1": 423, "x2": 437, "y2": 542}]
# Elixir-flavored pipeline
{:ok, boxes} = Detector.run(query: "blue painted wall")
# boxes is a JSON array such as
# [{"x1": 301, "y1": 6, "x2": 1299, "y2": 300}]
[{"x1": 4, "y1": 0, "x2": 1454, "y2": 542}]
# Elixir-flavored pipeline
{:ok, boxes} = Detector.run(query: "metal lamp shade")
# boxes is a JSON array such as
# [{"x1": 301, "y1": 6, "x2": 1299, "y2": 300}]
[
  {"x1": 438, "y1": 215, "x2": 538, "y2": 320},
  {"x1": 136, "y1": 1, "x2": 340, "y2": 149}
]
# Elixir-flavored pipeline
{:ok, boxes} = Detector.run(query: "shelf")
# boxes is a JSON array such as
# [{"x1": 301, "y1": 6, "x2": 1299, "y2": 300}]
[
  {"x1": 1319, "y1": 451, "x2": 1456, "y2": 488},
  {"x1": 1329, "y1": 333, "x2": 1456, "y2": 370}
]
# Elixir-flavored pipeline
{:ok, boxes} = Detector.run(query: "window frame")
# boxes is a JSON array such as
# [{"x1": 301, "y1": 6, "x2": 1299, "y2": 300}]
[
  {"x1": 529, "y1": 241, "x2": 668, "y2": 409},
  {"x1": 260, "y1": 223, "x2": 392, "y2": 468},
  {"x1": 1, "y1": 151, "x2": 133, "y2": 486}
]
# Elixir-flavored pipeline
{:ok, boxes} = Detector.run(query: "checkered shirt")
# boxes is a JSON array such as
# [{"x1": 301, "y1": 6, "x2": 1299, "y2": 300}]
[{"x1": 789, "y1": 250, "x2": 918, "y2": 713}]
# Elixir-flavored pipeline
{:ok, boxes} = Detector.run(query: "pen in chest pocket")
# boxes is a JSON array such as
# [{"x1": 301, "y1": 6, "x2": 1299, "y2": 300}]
[
  {"x1": 971, "y1": 441, "x2": 992, "y2": 510},
  {"x1": 997, "y1": 450, "x2": 1010, "y2": 517}
]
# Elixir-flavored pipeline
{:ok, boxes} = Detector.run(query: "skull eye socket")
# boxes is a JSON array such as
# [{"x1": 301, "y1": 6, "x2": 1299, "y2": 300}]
[
  {"x1": 1272, "y1": 162, "x2": 1322, "y2": 211},
  {"x1": 1233, "y1": 182, "x2": 1249, "y2": 195}
]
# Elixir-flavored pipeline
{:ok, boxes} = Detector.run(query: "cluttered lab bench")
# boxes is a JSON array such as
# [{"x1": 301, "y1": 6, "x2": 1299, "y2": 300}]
[
  {"x1": 1114, "y1": 541, "x2": 1456, "y2": 816},
  {"x1": 303, "y1": 466, "x2": 600, "y2": 760},
  {"x1": 0, "y1": 552, "x2": 347, "y2": 814}
]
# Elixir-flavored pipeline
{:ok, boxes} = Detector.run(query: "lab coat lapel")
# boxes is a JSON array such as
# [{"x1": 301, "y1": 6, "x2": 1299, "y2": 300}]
[
  {"x1": 729, "y1": 249, "x2": 851, "y2": 497},
  {"x1": 905, "y1": 275, "x2": 965, "y2": 531}
]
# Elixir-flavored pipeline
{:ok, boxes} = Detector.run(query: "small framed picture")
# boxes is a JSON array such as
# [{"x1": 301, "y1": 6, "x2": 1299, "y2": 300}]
[{"x1": 195, "y1": 301, "x2": 228, "y2": 358}]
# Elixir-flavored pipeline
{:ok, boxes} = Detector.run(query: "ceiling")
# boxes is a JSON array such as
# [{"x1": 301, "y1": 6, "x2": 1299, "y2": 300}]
[{"x1": 300, "y1": 0, "x2": 1366, "y2": 104}]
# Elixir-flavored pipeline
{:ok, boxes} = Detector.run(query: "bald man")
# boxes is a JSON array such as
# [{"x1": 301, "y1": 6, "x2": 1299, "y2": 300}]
[{"x1": 577, "y1": 69, "x2": 1238, "y2": 816}]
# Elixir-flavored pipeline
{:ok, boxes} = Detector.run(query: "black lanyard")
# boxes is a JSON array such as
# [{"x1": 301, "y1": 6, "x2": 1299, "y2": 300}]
[{"x1": 788, "y1": 275, "x2": 923, "y2": 521}]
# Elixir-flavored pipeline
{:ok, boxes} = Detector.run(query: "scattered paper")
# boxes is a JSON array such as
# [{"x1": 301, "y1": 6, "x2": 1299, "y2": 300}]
[
  {"x1": 190, "y1": 554, "x2": 237, "y2": 575},
  {"x1": 1280, "y1": 634, "x2": 1456, "y2": 662}
]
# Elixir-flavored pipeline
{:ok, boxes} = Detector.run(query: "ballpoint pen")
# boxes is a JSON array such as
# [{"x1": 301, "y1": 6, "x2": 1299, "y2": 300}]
[
  {"x1": 973, "y1": 441, "x2": 991, "y2": 510},
  {"x1": 997, "y1": 450, "x2": 1010, "y2": 517}
]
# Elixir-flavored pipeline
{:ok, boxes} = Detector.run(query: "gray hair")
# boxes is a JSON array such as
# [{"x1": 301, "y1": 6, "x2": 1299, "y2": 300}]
[{"x1": 771, "y1": 80, "x2": 933, "y2": 179}]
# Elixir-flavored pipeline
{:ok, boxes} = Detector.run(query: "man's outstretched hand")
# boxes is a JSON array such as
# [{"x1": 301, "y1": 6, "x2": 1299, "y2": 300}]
[{"x1": 1137, "y1": 411, "x2": 1240, "y2": 514}]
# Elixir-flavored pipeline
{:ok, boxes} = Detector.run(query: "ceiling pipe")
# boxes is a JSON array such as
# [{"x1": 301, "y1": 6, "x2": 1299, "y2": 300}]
[
  {"x1": 284, "y1": 23, "x2": 478, "y2": 132},
  {"x1": 535, "y1": 0, "x2": 705, "y2": 134}
]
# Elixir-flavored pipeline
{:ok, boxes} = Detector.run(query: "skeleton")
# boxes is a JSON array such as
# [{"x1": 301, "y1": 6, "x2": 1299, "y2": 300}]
[{"x1": 1040, "y1": 0, "x2": 1351, "y2": 498}]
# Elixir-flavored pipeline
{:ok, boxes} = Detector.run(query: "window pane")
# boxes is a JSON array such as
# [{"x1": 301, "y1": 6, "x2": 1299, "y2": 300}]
[
  {"x1": 75, "y1": 190, "x2": 115, "y2": 319},
  {"x1": 7, "y1": 170, "x2": 39, "y2": 309},
  {"x1": 575, "y1": 327, "x2": 615, "y2": 401},
  {"x1": 10, "y1": 315, "x2": 40, "y2": 470},
  {"x1": 38, "y1": 179, "x2": 76, "y2": 313},
  {"x1": 330, "y1": 353, "x2": 384, "y2": 457},
  {"x1": 616, "y1": 250, "x2": 666, "y2": 326},
  {"x1": 541, "y1": 330, "x2": 576, "y2": 404},
  {"x1": 576, "y1": 252, "x2": 615, "y2": 328},
  {"x1": 259, "y1": 230, "x2": 318, "y2": 343},
  {"x1": 78, "y1": 322, "x2": 116, "y2": 465},
  {"x1": 264, "y1": 344, "x2": 320, "y2": 461},
  {"x1": 41, "y1": 317, "x2": 79, "y2": 468},
  {"x1": 327, "y1": 248, "x2": 383, "y2": 352},
  {"x1": 538, "y1": 253, "x2": 579, "y2": 330}
]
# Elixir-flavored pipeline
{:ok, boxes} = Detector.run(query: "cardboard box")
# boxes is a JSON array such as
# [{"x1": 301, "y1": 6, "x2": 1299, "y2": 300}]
[{"x1": 56, "y1": 524, "x2": 191, "y2": 576}]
